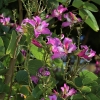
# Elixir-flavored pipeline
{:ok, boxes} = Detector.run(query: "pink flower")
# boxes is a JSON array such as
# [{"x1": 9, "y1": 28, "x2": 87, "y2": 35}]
[
  {"x1": 47, "y1": 37, "x2": 77, "y2": 59},
  {"x1": 62, "y1": 12, "x2": 81, "y2": 27},
  {"x1": 15, "y1": 19, "x2": 28, "y2": 33},
  {"x1": 61, "y1": 83, "x2": 77, "y2": 98},
  {"x1": 31, "y1": 76, "x2": 39, "y2": 84},
  {"x1": 16, "y1": 25, "x2": 24, "y2": 33},
  {"x1": 95, "y1": 61, "x2": 100, "y2": 74},
  {"x1": 47, "y1": 36, "x2": 65, "y2": 59},
  {"x1": 51, "y1": 46, "x2": 66, "y2": 59},
  {"x1": 38, "y1": 67, "x2": 50, "y2": 76},
  {"x1": 49, "y1": 94, "x2": 57, "y2": 100},
  {"x1": 63, "y1": 38, "x2": 77, "y2": 53},
  {"x1": 24, "y1": 16, "x2": 51, "y2": 38},
  {"x1": 0, "y1": 14, "x2": 10, "y2": 25},
  {"x1": 78, "y1": 45, "x2": 96, "y2": 62},
  {"x1": 31, "y1": 39, "x2": 42, "y2": 48},
  {"x1": 21, "y1": 49, "x2": 27, "y2": 56},
  {"x1": 16, "y1": 16, "x2": 51, "y2": 38},
  {"x1": 51, "y1": 5, "x2": 67, "y2": 20},
  {"x1": 47, "y1": 36, "x2": 62, "y2": 46}
]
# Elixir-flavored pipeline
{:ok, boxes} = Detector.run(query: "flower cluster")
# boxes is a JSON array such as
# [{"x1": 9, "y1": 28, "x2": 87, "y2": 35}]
[
  {"x1": 47, "y1": 5, "x2": 81, "y2": 27},
  {"x1": 61, "y1": 83, "x2": 77, "y2": 98},
  {"x1": 0, "y1": 14, "x2": 10, "y2": 25},
  {"x1": 31, "y1": 67, "x2": 50, "y2": 84},
  {"x1": 16, "y1": 16, "x2": 51, "y2": 38},
  {"x1": 51, "y1": 5, "x2": 67, "y2": 20},
  {"x1": 62, "y1": 12, "x2": 81, "y2": 27},
  {"x1": 47, "y1": 36, "x2": 77, "y2": 59},
  {"x1": 48, "y1": 83, "x2": 77, "y2": 100}
]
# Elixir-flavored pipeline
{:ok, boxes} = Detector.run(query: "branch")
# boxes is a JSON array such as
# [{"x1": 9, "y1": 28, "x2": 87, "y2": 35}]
[
  {"x1": 18, "y1": 0, "x2": 23, "y2": 24},
  {"x1": 0, "y1": 33, "x2": 23, "y2": 100}
]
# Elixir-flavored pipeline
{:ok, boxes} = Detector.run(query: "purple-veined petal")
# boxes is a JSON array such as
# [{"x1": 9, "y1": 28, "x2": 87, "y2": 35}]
[
  {"x1": 68, "y1": 44, "x2": 77, "y2": 53},
  {"x1": 47, "y1": 37, "x2": 62, "y2": 46},
  {"x1": 49, "y1": 95, "x2": 57, "y2": 100},
  {"x1": 51, "y1": 52, "x2": 65, "y2": 59},
  {"x1": 62, "y1": 22, "x2": 71, "y2": 27},
  {"x1": 41, "y1": 28, "x2": 51, "y2": 35},
  {"x1": 34, "y1": 30, "x2": 41, "y2": 38},
  {"x1": 64, "y1": 83, "x2": 69, "y2": 92},
  {"x1": 31, "y1": 76, "x2": 39, "y2": 84},
  {"x1": 88, "y1": 49, "x2": 96, "y2": 57},
  {"x1": 67, "y1": 88, "x2": 77, "y2": 97},
  {"x1": 16, "y1": 25, "x2": 23, "y2": 33}
]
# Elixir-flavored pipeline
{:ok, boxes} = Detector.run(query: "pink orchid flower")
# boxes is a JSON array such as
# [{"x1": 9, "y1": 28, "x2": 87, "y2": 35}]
[
  {"x1": 16, "y1": 25, "x2": 24, "y2": 33},
  {"x1": 31, "y1": 76, "x2": 39, "y2": 84},
  {"x1": 63, "y1": 38, "x2": 77, "y2": 53},
  {"x1": 62, "y1": 12, "x2": 81, "y2": 27},
  {"x1": 0, "y1": 14, "x2": 10, "y2": 25},
  {"x1": 51, "y1": 5, "x2": 67, "y2": 20},
  {"x1": 47, "y1": 37, "x2": 77, "y2": 59},
  {"x1": 61, "y1": 83, "x2": 77, "y2": 98},
  {"x1": 16, "y1": 16, "x2": 51, "y2": 38},
  {"x1": 49, "y1": 94, "x2": 57, "y2": 100},
  {"x1": 47, "y1": 36, "x2": 65, "y2": 59},
  {"x1": 78, "y1": 45, "x2": 96, "y2": 62},
  {"x1": 38, "y1": 67, "x2": 50, "y2": 76},
  {"x1": 23, "y1": 16, "x2": 51, "y2": 38}
]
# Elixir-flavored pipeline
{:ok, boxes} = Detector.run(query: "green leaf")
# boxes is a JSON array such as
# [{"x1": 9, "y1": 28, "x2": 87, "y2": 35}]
[
  {"x1": 81, "y1": 86, "x2": 91, "y2": 93},
  {"x1": 28, "y1": 59, "x2": 43, "y2": 75},
  {"x1": 0, "y1": 80, "x2": 9, "y2": 93},
  {"x1": 82, "y1": 77, "x2": 93, "y2": 85},
  {"x1": 71, "y1": 93, "x2": 84, "y2": 100},
  {"x1": 1, "y1": 36, "x2": 9, "y2": 51},
  {"x1": 57, "y1": 0, "x2": 67, "y2": 3},
  {"x1": 30, "y1": 44, "x2": 44, "y2": 60},
  {"x1": 88, "y1": 93, "x2": 100, "y2": 100},
  {"x1": 0, "y1": 37, "x2": 5, "y2": 57},
  {"x1": 53, "y1": 58, "x2": 63, "y2": 67},
  {"x1": 17, "y1": 52, "x2": 24, "y2": 64},
  {"x1": 91, "y1": 81, "x2": 98, "y2": 87},
  {"x1": 1, "y1": 8, "x2": 12, "y2": 18},
  {"x1": 83, "y1": 2, "x2": 98, "y2": 12},
  {"x1": 72, "y1": 0, "x2": 84, "y2": 8},
  {"x1": 15, "y1": 70, "x2": 29, "y2": 85},
  {"x1": 32, "y1": 85, "x2": 42, "y2": 98},
  {"x1": 91, "y1": 81, "x2": 98, "y2": 92},
  {"x1": 1, "y1": 25, "x2": 10, "y2": 33},
  {"x1": 80, "y1": 70, "x2": 98, "y2": 81},
  {"x1": 25, "y1": 96, "x2": 37, "y2": 100},
  {"x1": 0, "y1": 68, "x2": 8, "y2": 75},
  {"x1": 84, "y1": 95, "x2": 91, "y2": 100},
  {"x1": 79, "y1": 9, "x2": 99, "y2": 32},
  {"x1": 0, "y1": 61, "x2": 8, "y2": 75},
  {"x1": 6, "y1": 30, "x2": 17, "y2": 57},
  {"x1": 16, "y1": 94, "x2": 24, "y2": 100},
  {"x1": 74, "y1": 77, "x2": 83, "y2": 87},
  {"x1": 91, "y1": 0, "x2": 100, "y2": 5},
  {"x1": 20, "y1": 86, "x2": 29, "y2": 95}
]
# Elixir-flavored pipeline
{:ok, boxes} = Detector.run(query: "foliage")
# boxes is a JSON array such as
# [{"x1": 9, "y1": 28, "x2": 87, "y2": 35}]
[{"x1": 0, "y1": 0, "x2": 100, "y2": 100}]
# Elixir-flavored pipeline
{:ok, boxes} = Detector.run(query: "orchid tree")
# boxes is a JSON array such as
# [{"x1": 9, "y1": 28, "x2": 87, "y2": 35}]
[{"x1": 0, "y1": 0, "x2": 100, "y2": 100}]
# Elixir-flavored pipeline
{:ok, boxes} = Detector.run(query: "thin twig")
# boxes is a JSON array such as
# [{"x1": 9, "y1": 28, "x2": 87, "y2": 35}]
[{"x1": 18, "y1": 0, "x2": 23, "y2": 24}]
